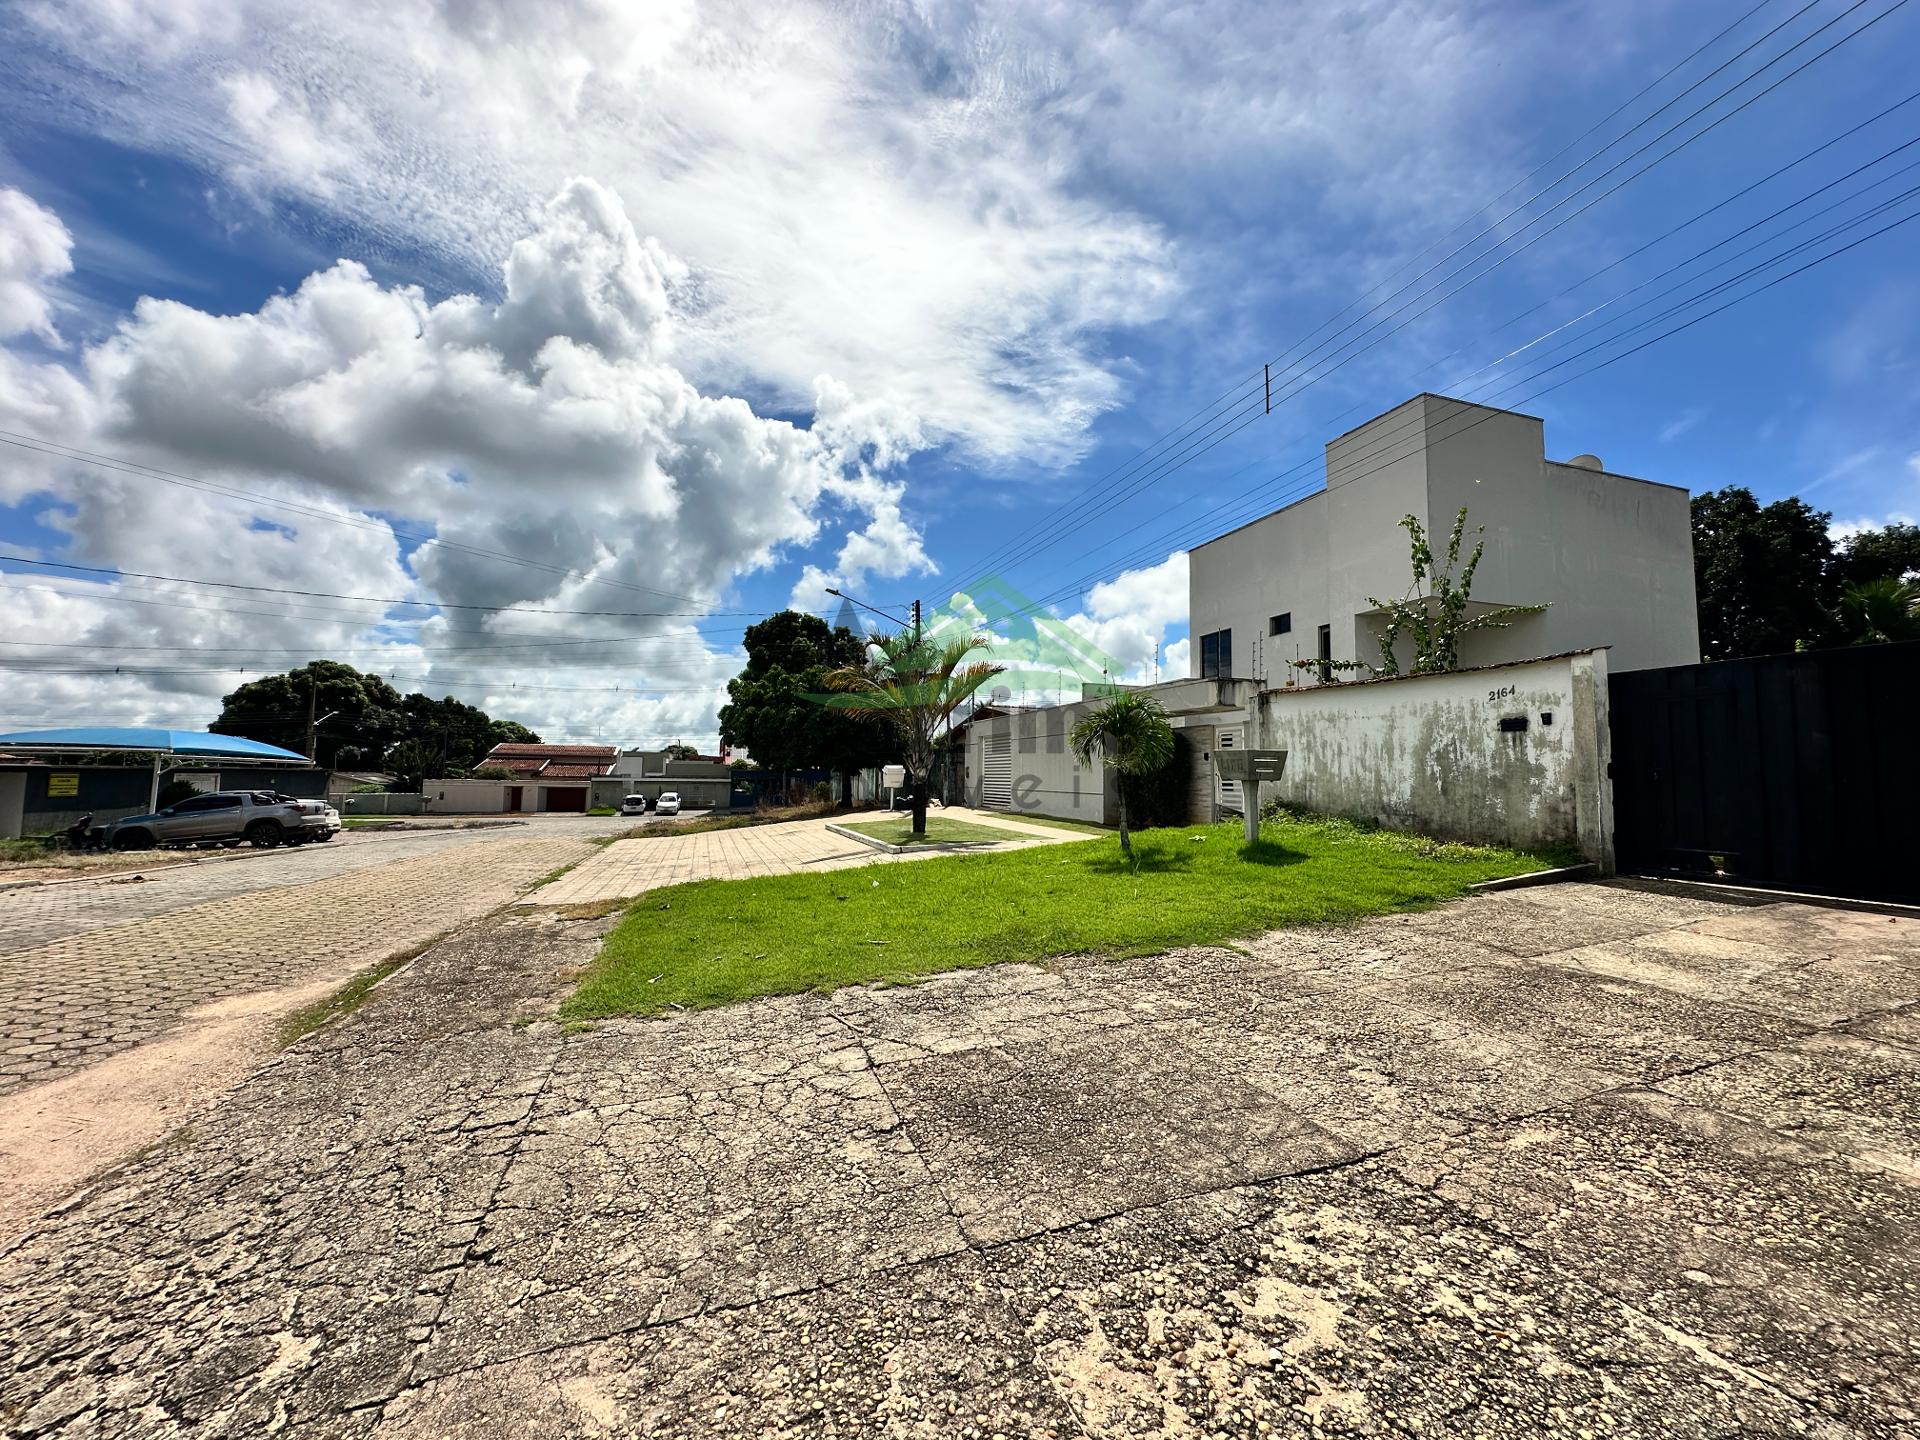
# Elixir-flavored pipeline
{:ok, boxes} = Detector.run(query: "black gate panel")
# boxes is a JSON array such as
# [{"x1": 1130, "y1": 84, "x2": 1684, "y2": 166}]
[{"x1": 1609, "y1": 641, "x2": 1920, "y2": 904}]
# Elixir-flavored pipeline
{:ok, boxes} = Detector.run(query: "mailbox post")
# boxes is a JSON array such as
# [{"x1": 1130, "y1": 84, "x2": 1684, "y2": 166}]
[{"x1": 1212, "y1": 749, "x2": 1289, "y2": 843}]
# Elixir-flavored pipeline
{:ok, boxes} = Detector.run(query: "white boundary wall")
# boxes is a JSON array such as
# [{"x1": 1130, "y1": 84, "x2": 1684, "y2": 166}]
[{"x1": 1250, "y1": 650, "x2": 1612, "y2": 867}]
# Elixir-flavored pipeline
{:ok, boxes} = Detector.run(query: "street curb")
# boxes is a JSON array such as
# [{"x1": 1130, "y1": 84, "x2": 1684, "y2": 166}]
[
  {"x1": 824, "y1": 822, "x2": 1008, "y2": 856},
  {"x1": 1470, "y1": 863, "x2": 1599, "y2": 893}
]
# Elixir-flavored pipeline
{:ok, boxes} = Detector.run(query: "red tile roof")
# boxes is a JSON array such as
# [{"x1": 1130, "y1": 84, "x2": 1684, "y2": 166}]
[
  {"x1": 485, "y1": 743, "x2": 618, "y2": 760},
  {"x1": 537, "y1": 763, "x2": 607, "y2": 778}
]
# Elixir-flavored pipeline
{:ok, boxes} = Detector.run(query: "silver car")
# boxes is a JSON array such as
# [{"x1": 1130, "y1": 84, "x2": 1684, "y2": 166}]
[{"x1": 102, "y1": 791, "x2": 341, "y2": 851}]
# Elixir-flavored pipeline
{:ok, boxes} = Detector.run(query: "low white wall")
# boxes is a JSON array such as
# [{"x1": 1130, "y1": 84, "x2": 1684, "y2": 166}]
[
  {"x1": 964, "y1": 703, "x2": 1111, "y2": 824},
  {"x1": 422, "y1": 781, "x2": 507, "y2": 814},
  {"x1": 341, "y1": 792, "x2": 426, "y2": 815},
  {"x1": 1250, "y1": 651, "x2": 1612, "y2": 866}
]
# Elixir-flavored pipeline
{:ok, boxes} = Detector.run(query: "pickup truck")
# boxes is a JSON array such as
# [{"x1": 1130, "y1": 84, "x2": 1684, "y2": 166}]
[{"x1": 101, "y1": 791, "x2": 343, "y2": 851}]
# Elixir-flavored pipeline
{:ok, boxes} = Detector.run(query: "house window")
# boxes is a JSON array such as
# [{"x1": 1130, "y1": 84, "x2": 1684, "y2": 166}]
[
  {"x1": 1268, "y1": 612, "x2": 1291, "y2": 637},
  {"x1": 1316, "y1": 624, "x2": 1332, "y2": 683},
  {"x1": 1199, "y1": 628, "x2": 1232, "y2": 679}
]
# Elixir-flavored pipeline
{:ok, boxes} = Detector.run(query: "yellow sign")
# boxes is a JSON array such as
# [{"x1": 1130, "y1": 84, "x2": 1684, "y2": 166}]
[{"x1": 47, "y1": 773, "x2": 80, "y2": 797}]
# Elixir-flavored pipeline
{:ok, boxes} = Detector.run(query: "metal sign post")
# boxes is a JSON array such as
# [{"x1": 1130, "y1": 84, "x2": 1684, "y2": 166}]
[{"x1": 1213, "y1": 749, "x2": 1289, "y2": 844}]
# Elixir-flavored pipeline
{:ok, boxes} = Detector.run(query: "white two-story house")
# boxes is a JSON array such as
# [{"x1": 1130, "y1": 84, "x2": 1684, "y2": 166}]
[{"x1": 1187, "y1": 393, "x2": 1699, "y2": 685}]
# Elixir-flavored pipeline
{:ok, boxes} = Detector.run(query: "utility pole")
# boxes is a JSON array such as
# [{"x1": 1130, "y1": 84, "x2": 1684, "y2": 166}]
[
  {"x1": 910, "y1": 599, "x2": 922, "y2": 644},
  {"x1": 306, "y1": 678, "x2": 317, "y2": 761}
]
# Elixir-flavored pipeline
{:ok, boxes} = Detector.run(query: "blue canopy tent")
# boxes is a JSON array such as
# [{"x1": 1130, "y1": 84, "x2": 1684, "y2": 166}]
[{"x1": 0, "y1": 728, "x2": 314, "y2": 813}]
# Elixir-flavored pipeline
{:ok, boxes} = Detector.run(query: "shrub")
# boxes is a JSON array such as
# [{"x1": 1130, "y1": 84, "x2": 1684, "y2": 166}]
[{"x1": 1120, "y1": 729, "x2": 1193, "y2": 830}]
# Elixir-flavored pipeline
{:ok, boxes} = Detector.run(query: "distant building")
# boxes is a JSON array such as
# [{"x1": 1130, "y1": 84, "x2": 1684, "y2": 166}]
[
  {"x1": 1187, "y1": 393, "x2": 1699, "y2": 683},
  {"x1": 470, "y1": 742, "x2": 618, "y2": 813}
]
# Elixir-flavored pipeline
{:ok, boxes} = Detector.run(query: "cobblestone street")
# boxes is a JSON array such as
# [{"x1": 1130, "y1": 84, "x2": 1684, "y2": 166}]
[
  {"x1": 0, "y1": 822, "x2": 626, "y2": 1239},
  {"x1": 0, "y1": 827, "x2": 614, "y2": 1095}
]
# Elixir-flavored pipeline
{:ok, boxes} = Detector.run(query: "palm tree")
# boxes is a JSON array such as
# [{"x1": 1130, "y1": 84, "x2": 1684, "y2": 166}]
[
  {"x1": 1069, "y1": 691, "x2": 1175, "y2": 857},
  {"x1": 823, "y1": 629, "x2": 1002, "y2": 836},
  {"x1": 1837, "y1": 576, "x2": 1920, "y2": 645}
]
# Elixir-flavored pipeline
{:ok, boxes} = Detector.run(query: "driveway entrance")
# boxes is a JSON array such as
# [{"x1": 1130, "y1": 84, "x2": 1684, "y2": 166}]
[{"x1": 1610, "y1": 641, "x2": 1920, "y2": 902}]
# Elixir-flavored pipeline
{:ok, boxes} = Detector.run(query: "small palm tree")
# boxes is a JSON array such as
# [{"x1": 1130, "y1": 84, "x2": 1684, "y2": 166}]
[
  {"x1": 822, "y1": 629, "x2": 1002, "y2": 836},
  {"x1": 1069, "y1": 692, "x2": 1175, "y2": 857},
  {"x1": 1838, "y1": 576, "x2": 1920, "y2": 645}
]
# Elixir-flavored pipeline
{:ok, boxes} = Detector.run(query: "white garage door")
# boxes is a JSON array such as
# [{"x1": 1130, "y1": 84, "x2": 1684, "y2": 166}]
[{"x1": 981, "y1": 733, "x2": 1013, "y2": 809}]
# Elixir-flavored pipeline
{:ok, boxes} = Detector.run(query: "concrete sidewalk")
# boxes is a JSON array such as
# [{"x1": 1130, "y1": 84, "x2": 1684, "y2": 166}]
[
  {"x1": 3, "y1": 882, "x2": 1917, "y2": 1436},
  {"x1": 532, "y1": 806, "x2": 1089, "y2": 906}
]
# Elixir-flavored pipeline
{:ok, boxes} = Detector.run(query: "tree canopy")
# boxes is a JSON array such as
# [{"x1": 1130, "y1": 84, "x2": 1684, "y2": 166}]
[
  {"x1": 718, "y1": 611, "x2": 895, "y2": 784},
  {"x1": 1691, "y1": 489, "x2": 1917, "y2": 659},
  {"x1": 212, "y1": 661, "x2": 541, "y2": 773}
]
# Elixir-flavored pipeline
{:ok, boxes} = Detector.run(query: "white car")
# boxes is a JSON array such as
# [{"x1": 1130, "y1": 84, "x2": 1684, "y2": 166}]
[
  {"x1": 654, "y1": 792, "x2": 681, "y2": 816},
  {"x1": 619, "y1": 794, "x2": 647, "y2": 816}
]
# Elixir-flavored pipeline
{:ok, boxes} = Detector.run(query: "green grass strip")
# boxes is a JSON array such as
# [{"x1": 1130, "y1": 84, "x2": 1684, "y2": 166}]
[
  {"x1": 838, "y1": 815, "x2": 1028, "y2": 847},
  {"x1": 564, "y1": 813, "x2": 1554, "y2": 1020}
]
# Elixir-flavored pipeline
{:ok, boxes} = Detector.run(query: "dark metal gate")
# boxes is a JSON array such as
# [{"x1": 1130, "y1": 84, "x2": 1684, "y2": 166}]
[{"x1": 1609, "y1": 641, "x2": 1920, "y2": 903}]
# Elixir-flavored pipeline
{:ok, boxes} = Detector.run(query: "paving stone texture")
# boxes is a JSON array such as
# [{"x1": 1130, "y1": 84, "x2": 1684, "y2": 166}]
[
  {"x1": 0, "y1": 830, "x2": 601, "y2": 1093},
  {"x1": 533, "y1": 807, "x2": 1085, "y2": 907},
  {"x1": 2, "y1": 882, "x2": 1918, "y2": 1437}
]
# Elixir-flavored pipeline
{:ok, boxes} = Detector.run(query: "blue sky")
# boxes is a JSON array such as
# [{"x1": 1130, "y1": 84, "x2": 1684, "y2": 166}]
[{"x1": 0, "y1": 0, "x2": 1915, "y2": 743}]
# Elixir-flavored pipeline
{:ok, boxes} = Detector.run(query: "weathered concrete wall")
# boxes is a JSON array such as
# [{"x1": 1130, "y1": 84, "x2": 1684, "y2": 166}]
[
  {"x1": 422, "y1": 781, "x2": 506, "y2": 814},
  {"x1": 1250, "y1": 651, "x2": 1613, "y2": 866},
  {"x1": 343, "y1": 792, "x2": 426, "y2": 816}
]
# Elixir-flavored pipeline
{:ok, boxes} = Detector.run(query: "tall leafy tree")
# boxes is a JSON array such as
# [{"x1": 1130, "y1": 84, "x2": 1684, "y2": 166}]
[
  {"x1": 213, "y1": 662, "x2": 539, "y2": 771},
  {"x1": 214, "y1": 661, "x2": 406, "y2": 765},
  {"x1": 1837, "y1": 522, "x2": 1920, "y2": 586},
  {"x1": 1691, "y1": 488, "x2": 1842, "y2": 660},
  {"x1": 720, "y1": 611, "x2": 891, "y2": 800},
  {"x1": 1069, "y1": 692, "x2": 1176, "y2": 857}
]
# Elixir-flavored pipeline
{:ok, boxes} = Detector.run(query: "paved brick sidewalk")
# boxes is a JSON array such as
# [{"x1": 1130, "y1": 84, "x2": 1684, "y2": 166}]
[
  {"x1": 535, "y1": 807, "x2": 1086, "y2": 906},
  {"x1": 0, "y1": 837, "x2": 591, "y2": 1095}
]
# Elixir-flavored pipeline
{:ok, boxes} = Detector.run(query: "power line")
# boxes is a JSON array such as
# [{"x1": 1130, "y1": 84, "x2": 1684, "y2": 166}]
[
  {"x1": 951, "y1": 0, "x2": 1886, "y2": 586},
  {"x1": 984, "y1": 195, "x2": 1920, "y2": 629},
  {"x1": 0, "y1": 554, "x2": 770, "y2": 619}
]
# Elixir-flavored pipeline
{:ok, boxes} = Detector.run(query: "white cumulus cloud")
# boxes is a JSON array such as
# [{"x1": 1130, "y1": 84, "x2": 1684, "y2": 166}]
[
  {"x1": 0, "y1": 188, "x2": 74, "y2": 344},
  {"x1": 0, "y1": 181, "x2": 917, "y2": 743}
]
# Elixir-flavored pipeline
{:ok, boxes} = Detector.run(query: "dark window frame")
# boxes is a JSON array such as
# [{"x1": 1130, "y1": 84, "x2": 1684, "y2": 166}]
[
  {"x1": 1269, "y1": 612, "x2": 1292, "y2": 637},
  {"x1": 1199, "y1": 627, "x2": 1233, "y2": 680}
]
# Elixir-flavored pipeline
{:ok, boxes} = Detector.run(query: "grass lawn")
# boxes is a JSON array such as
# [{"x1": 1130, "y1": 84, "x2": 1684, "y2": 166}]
[
  {"x1": 983, "y1": 812, "x2": 1110, "y2": 836},
  {"x1": 564, "y1": 813, "x2": 1557, "y2": 1020},
  {"x1": 839, "y1": 815, "x2": 1025, "y2": 847}
]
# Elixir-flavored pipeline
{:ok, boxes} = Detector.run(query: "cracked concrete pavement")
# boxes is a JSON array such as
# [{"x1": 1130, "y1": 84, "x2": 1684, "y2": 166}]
[
  {"x1": 0, "y1": 821, "x2": 629, "y2": 1239},
  {"x1": 2, "y1": 882, "x2": 1918, "y2": 1437}
]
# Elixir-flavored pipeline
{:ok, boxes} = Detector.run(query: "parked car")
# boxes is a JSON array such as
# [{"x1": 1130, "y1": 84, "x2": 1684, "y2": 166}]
[
  {"x1": 654, "y1": 792, "x2": 681, "y2": 816},
  {"x1": 101, "y1": 791, "x2": 342, "y2": 851},
  {"x1": 619, "y1": 794, "x2": 648, "y2": 816}
]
